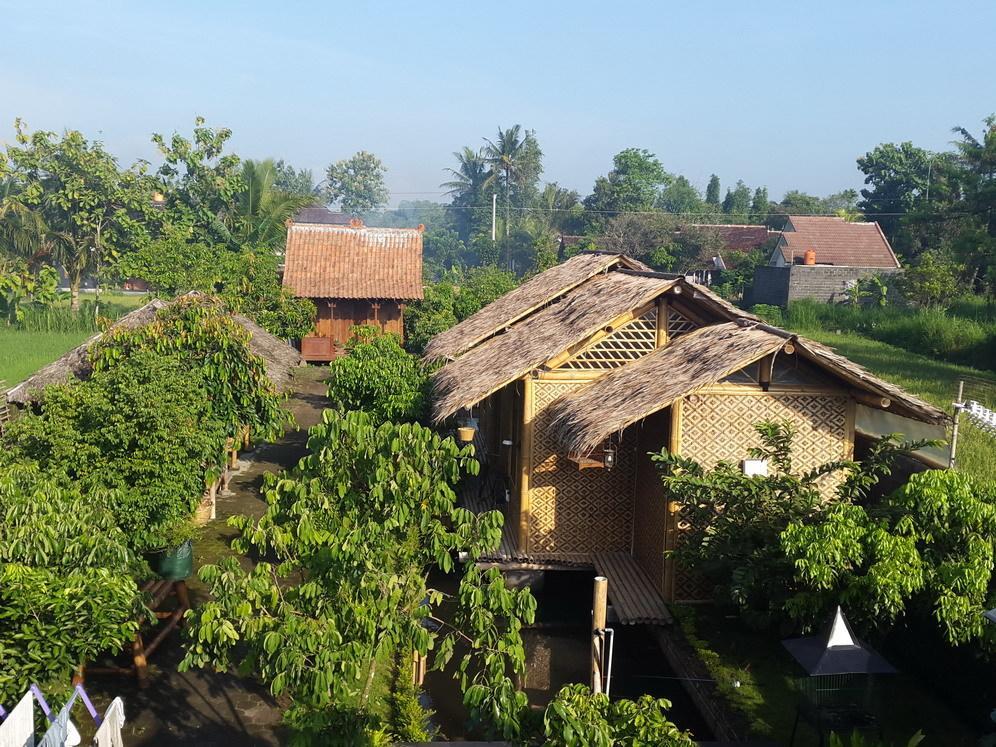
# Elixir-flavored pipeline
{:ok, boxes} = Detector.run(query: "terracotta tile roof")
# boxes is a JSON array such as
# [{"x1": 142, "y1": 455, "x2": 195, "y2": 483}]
[
  {"x1": 777, "y1": 216, "x2": 900, "y2": 268},
  {"x1": 680, "y1": 224, "x2": 775, "y2": 251},
  {"x1": 283, "y1": 222, "x2": 424, "y2": 300}
]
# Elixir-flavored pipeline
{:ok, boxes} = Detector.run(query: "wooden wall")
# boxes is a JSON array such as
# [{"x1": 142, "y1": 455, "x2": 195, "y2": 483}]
[
  {"x1": 313, "y1": 299, "x2": 404, "y2": 343},
  {"x1": 632, "y1": 409, "x2": 670, "y2": 594}
]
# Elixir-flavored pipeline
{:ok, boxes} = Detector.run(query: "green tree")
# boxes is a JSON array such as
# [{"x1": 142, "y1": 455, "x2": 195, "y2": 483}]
[
  {"x1": 482, "y1": 125, "x2": 544, "y2": 248},
  {"x1": 453, "y1": 266, "x2": 518, "y2": 320},
  {"x1": 3, "y1": 119, "x2": 156, "y2": 310},
  {"x1": 0, "y1": 463, "x2": 143, "y2": 706},
  {"x1": 274, "y1": 159, "x2": 317, "y2": 196},
  {"x1": 897, "y1": 250, "x2": 963, "y2": 308},
  {"x1": 584, "y1": 149, "x2": 669, "y2": 230},
  {"x1": 857, "y1": 142, "x2": 933, "y2": 243},
  {"x1": 327, "y1": 328, "x2": 428, "y2": 423},
  {"x1": 950, "y1": 115, "x2": 996, "y2": 291},
  {"x1": 601, "y1": 212, "x2": 678, "y2": 263},
  {"x1": 722, "y1": 180, "x2": 752, "y2": 220},
  {"x1": 658, "y1": 176, "x2": 704, "y2": 215},
  {"x1": 152, "y1": 117, "x2": 244, "y2": 247},
  {"x1": 326, "y1": 151, "x2": 390, "y2": 216},
  {"x1": 750, "y1": 186, "x2": 769, "y2": 222},
  {"x1": 423, "y1": 228, "x2": 468, "y2": 276},
  {"x1": 116, "y1": 226, "x2": 226, "y2": 297},
  {"x1": 219, "y1": 249, "x2": 317, "y2": 339},
  {"x1": 404, "y1": 280, "x2": 459, "y2": 355},
  {"x1": 233, "y1": 159, "x2": 313, "y2": 248},
  {"x1": 442, "y1": 147, "x2": 491, "y2": 240},
  {"x1": 705, "y1": 174, "x2": 721, "y2": 207},
  {"x1": 783, "y1": 469, "x2": 996, "y2": 645}
]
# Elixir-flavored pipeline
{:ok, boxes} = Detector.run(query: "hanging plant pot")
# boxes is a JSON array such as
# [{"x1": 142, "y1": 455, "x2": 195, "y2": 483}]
[
  {"x1": 457, "y1": 426, "x2": 476, "y2": 443},
  {"x1": 147, "y1": 539, "x2": 194, "y2": 581}
]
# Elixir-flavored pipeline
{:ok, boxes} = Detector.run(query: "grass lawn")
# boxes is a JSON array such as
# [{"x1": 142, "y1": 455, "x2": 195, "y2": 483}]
[
  {"x1": 0, "y1": 328, "x2": 92, "y2": 388},
  {"x1": 796, "y1": 329, "x2": 996, "y2": 484},
  {"x1": 677, "y1": 605, "x2": 979, "y2": 745}
]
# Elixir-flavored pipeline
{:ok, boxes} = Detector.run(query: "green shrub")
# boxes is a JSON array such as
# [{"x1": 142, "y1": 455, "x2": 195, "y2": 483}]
[
  {"x1": 387, "y1": 647, "x2": 433, "y2": 743},
  {"x1": 327, "y1": 327, "x2": 428, "y2": 423},
  {"x1": 0, "y1": 463, "x2": 143, "y2": 704},
  {"x1": 2, "y1": 351, "x2": 226, "y2": 551},
  {"x1": 750, "y1": 304, "x2": 784, "y2": 326}
]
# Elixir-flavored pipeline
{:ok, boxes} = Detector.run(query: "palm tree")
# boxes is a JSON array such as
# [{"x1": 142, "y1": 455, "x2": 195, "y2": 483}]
[
  {"x1": 441, "y1": 147, "x2": 490, "y2": 240},
  {"x1": 231, "y1": 159, "x2": 314, "y2": 249},
  {"x1": 0, "y1": 178, "x2": 48, "y2": 268},
  {"x1": 482, "y1": 126, "x2": 529, "y2": 240}
]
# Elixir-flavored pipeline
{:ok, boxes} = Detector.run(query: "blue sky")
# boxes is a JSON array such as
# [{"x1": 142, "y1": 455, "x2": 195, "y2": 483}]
[{"x1": 1, "y1": 1, "x2": 994, "y2": 206}]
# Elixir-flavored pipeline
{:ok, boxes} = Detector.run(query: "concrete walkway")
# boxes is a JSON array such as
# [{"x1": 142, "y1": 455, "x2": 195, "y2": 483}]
[{"x1": 86, "y1": 366, "x2": 330, "y2": 746}]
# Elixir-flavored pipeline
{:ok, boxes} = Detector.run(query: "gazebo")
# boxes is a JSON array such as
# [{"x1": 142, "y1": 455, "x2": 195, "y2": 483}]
[{"x1": 783, "y1": 607, "x2": 896, "y2": 745}]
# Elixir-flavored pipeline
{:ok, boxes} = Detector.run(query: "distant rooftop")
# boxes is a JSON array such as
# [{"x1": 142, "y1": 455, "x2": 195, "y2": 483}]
[
  {"x1": 777, "y1": 216, "x2": 900, "y2": 268},
  {"x1": 292, "y1": 206, "x2": 352, "y2": 225}
]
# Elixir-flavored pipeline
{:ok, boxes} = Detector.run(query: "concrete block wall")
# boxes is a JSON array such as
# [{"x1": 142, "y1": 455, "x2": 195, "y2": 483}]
[{"x1": 751, "y1": 265, "x2": 900, "y2": 307}]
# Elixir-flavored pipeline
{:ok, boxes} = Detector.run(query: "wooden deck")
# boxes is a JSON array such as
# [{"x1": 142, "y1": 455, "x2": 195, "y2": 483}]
[{"x1": 593, "y1": 551, "x2": 673, "y2": 625}]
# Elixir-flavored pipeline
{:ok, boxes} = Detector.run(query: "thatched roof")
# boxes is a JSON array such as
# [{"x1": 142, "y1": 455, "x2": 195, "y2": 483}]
[
  {"x1": 7, "y1": 298, "x2": 301, "y2": 404},
  {"x1": 423, "y1": 252, "x2": 651, "y2": 363},
  {"x1": 432, "y1": 272, "x2": 678, "y2": 422},
  {"x1": 548, "y1": 320, "x2": 949, "y2": 456}
]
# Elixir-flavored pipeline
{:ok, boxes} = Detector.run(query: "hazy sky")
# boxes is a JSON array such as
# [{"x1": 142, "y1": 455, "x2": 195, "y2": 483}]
[{"x1": 2, "y1": 1, "x2": 994, "y2": 207}]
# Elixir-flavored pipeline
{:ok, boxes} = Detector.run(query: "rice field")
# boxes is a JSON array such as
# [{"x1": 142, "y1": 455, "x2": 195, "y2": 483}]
[{"x1": 0, "y1": 329, "x2": 92, "y2": 388}]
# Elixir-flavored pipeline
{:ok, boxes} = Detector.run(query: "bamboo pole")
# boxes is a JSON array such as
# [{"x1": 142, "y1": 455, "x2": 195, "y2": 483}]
[
  {"x1": 591, "y1": 576, "x2": 608, "y2": 694},
  {"x1": 949, "y1": 380, "x2": 965, "y2": 469}
]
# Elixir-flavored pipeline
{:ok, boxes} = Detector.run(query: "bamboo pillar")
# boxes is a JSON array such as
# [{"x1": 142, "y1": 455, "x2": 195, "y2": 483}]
[
  {"x1": 591, "y1": 576, "x2": 608, "y2": 693},
  {"x1": 656, "y1": 298, "x2": 669, "y2": 348},
  {"x1": 518, "y1": 376, "x2": 535, "y2": 554}
]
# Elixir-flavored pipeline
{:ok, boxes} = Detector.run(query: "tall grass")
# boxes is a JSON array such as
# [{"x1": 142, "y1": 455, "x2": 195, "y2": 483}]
[
  {"x1": 756, "y1": 299, "x2": 996, "y2": 372},
  {"x1": 0, "y1": 329, "x2": 93, "y2": 387}
]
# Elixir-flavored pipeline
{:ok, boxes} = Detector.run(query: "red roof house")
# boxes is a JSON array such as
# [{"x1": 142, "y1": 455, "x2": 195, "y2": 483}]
[
  {"x1": 283, "y1": 216, "x2": 424, "y2": 360},
  {"x1": 770, "y1": 216, "x2": 900, "y2": 268}
]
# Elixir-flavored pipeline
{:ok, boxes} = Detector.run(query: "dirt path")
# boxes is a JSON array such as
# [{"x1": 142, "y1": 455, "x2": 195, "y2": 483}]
[{"x1": 86, "y1": 367, "x2": 330, "y2": 746}]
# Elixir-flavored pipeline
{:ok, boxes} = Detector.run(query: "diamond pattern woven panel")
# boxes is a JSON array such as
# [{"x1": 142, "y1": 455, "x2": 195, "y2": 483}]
[
  {"x1": 529, "y1": 380, "x2": 635, "y2": 553},
  {"x1": 673, "y1": 392, "x2": 851, "y2": 601},
  {"x1": 667, "y1": 307, "x2": 698, "y2": 339},
  {"x1": 559, "y1": 308, "x2": 658, "y2": 371}
]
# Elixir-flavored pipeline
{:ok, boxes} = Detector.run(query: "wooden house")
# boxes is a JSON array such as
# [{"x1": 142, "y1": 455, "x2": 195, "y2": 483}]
[
  {"x1": 282, "y1": 214, "x2": 424, "y2": 361},
  {"x1": 426, "y1": 253, "x2": 948, "y2": 607}
]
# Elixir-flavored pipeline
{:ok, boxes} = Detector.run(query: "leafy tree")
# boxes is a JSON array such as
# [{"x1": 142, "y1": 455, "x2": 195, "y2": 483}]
[
  {"x1": 750, "y1": 187, "x2": 769, "y2": 222},
  {"x1": 327, "y1": 328, "x2": 428, "y2": 423},
  {"x1": 537, "y1": 684, "x2": 693, "y2": 746},
  {"x1": 404, "y1": 281, "x2": 459, "y2": 355},
  {"x1": 857, "y1": 142, "x2": 933, "y2": 242},
  {"x1": 0, "y1": 262, "x2": 58, "y2": 324},
  {"x1": 0, "y1": 463, "x2": 143, "y2": 706},
  {"x1": 219, "y1": 249, "x2": 317, "y2": 339},
  {"x1": 325, "y1": 151, "x2": 389, "y2": 216},
  {"x1": 423, "y1": 228, "x2": 468, "y2": 276},
  {"x1": 949, "y1": 115, "x2": 996, "y2": 291},
  {"x1": 2, "y1": 351, "x2": 226, "y2": 552},
  {"x1": 601, "y1": 212, "x2": 679, "y2": 263},
  {"x1": 233, "y1": 159, "x2": 314, "y2": 248},
  {"x1": 584, "y1": 149, "x2": 669, "y2": 230},
  {"x1": 90, "y1": 295, "x2": 290, "y2": 442},
  {"x1": 705, "y1": 174, "x2": 721, "y2": 207},
  {"x1": 180, "y1": 410, "x2": 533, "y2": 743},
  {"x1": 0, "y1": 175, "x2": 48, "y2": 266},
  {"x1": 528, "y1": 182, "x2": 583, "y2": 235},
  {"x1": 3, "y1": 119, "x2": 156, "y2": 310},
  {"x1": 722, "y1": 180, "x2": 752, "y2": 220},
  {"x1": 654, "y1": 422, "x2": 924, "y2": 626},
  {"x1": 897, "y1": 250, "x2": 963, "y2": 308},
  {"x1": 274, "y1": 159, "x2": 317, "y2": 196},
  {"x1": 452, "y1": 266, "x2": 518, "y2": 321},
  {"x1": 115, "y1": 226, "x2": 226, "y2": 297},
  {"x1": 658, "y1": 176, "x2": 703, "y2": 215},
  {"x1": 783, "y1": 469, "x2": 996, "y2": 645},
  {"x1": 152, "y1": 117, "x2": 244, "y2": 247}
]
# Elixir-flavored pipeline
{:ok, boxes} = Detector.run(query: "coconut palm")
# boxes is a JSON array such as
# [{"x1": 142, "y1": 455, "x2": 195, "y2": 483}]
[
  {"x1": 442, "y1": 147, "x2": 491, "y2": 239},
  {"x1": 0, "y1": 178, "x2": 48, "y2": 267},
  {"x1": 231, "y1": 159, "x2": 314, "y2": 249},
  {"x1": 481, "y1": 125, "x2": 542, "y2": 239}
]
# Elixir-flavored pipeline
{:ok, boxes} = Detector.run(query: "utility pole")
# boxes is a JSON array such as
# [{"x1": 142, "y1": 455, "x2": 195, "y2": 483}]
[
  {"x1": 491, "y1": 193, "x2": 497, "y2": 242},
  {"x1": 949, "y1": 380, "x2": 965, "y2": 468}
]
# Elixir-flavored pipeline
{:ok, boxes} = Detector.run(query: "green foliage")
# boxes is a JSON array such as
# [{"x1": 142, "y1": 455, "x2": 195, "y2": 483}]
[
  {"x1": 898, "y1": 250, "x2": 963, "y2": 309},
  {"x1": 325, "y1": 151, "x2": 389, "y2": 215},
  {"x1": 767, "y1": 298, "x2": 996, "y2": 372},
  {"x1": 452, "y1": 266, "x2": 518, "y2": 320},
  {"x1": 2, "y1": 351, "x2": 226, "y2": 552},
  {"x1": 536, "y1": 684, "x2": 693, "y2": 747},
  {"x1": 219, "y1": 249, "x2": 316, "y2": 339},
  {"x1": 91, "y1": 295, "x2": 290, "y2": 441},
  {"x1": 0, "y1": 263, "x2": 57, "y2": 324},
  {"x1": 233, "y1": 159, "x2": 314, "y2": 248},
  {"x1": 180, "y1": 410, "x2": 534, "y2": 742},
  {"x1": 327, "y1": 328, "x2": 428, "y2": 423},
  {"x1": 783, "y1": 469, "x2": 996, "y2": 645},
  {"x1": 116, "y1": 227, "x2": 226, "y2": 296},
  {"x1": 273, "y1": 160, "x2": 316, "y2": 197},
  {"x1": 387, "y1": 647, "x2": 433, "y2": 742},
  {"x1": 584, "y1": 148, "x2": 670, "y2": 230},
  {"x1": 0, "y1": 463, "x2": 143, "y2": 705},
  {"x1": 654, "y1": 422, "x2": 923, "y2": 626}
]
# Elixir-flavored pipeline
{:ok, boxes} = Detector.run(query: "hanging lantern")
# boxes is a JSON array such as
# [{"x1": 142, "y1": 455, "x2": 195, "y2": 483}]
[{"x1": 603, "y1": 444, "x2": 617, "y2": 471}]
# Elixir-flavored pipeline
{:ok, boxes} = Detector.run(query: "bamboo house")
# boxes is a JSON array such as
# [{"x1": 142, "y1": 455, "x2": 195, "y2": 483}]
[{"x1": 427, "y1": 253, "x2": 948, "y2": 608}]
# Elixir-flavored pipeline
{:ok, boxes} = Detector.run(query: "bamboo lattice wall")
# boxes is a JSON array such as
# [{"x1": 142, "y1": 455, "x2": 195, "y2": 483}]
[
  {"x1": 528, "y1": 379, "x2": 635, "y2": 553},
  {"x1": 671, "y1": 390, "x2": 852, "y2": 602}
]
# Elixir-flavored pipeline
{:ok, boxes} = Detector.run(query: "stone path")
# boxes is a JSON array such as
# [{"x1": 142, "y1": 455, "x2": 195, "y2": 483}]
[{"x1": 85, "y1": 367, "x2": 330, "y2": 746}]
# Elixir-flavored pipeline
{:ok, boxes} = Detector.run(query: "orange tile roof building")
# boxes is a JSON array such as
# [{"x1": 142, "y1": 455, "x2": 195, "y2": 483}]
[{"x1": 283, "y1": 215, "x2": 424, "y2": 361}]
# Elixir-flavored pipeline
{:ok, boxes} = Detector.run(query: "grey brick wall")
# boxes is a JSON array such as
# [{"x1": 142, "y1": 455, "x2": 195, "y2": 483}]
[{"x1": 751, "y1": 265, "x2": 900, "y2": 307}]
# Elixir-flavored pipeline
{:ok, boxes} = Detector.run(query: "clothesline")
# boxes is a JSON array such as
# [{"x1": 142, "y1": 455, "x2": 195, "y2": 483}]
[{"x1": 0, "y1": 683, "x2": 125, "y2": 747}]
